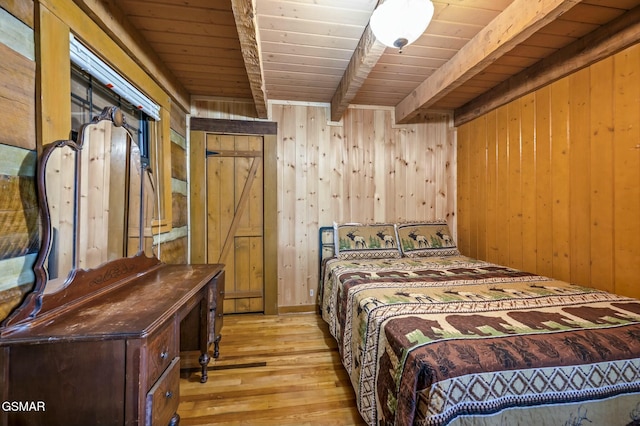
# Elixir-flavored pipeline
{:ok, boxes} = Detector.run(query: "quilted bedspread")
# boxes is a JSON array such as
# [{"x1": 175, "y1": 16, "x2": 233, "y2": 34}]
[{"x1": 320, "y1": 255, "x2": 640, "y2": 426}]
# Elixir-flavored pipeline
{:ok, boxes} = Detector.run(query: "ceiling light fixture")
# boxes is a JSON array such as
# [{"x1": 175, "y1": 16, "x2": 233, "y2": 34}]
[{"x1": 369, "y1": 0, "x2": 434, "y2": 51}]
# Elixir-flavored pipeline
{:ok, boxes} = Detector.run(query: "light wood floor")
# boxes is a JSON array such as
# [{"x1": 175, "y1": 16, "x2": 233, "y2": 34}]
[{"x1": 178, "y1": 313, "x2": 366, "y2": 426}]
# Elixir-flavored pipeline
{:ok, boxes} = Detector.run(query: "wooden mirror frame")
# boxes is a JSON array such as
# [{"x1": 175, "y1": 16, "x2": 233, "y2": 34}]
[{"x1": 0, "y1": 107, "x2": 160, "y2": 335}]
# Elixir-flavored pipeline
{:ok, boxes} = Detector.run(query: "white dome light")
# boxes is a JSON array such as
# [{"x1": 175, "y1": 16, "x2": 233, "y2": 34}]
[{"x1": 370, "y1": 0, "x2": 434, "y2": 50}]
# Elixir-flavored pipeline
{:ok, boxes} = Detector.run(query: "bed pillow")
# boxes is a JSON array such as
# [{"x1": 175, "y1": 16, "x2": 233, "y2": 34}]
[
  {"x1": 396, "y1": 221, "x2": 460, "y2": 257},
  {"x1": 333, "y1": 223, "x2": 401, "y2": 260}
]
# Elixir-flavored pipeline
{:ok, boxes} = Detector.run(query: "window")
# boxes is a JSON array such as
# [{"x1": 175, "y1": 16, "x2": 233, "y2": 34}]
[{"x1": 71, "y1": 65, "x2": 151, "y2": 164}]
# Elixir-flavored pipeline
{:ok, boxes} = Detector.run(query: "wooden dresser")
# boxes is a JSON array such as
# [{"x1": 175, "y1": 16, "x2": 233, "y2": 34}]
[{"x1": 0, "y1": 259, "x2": 224, "y2": 426}]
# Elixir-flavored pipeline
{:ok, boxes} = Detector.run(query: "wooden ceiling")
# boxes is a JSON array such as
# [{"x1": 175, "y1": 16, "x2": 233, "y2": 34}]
[{"x1": 100, "y1": 0, "x2": 640, "y2": 123}]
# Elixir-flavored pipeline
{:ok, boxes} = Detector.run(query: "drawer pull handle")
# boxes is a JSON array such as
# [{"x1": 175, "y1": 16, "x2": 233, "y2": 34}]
[
  {"x1": 165, "y1": 391, "x2": 174, "y2": 399},
  {"x1": 160, "y1": 351, "x2": 169, "y2": 359}
]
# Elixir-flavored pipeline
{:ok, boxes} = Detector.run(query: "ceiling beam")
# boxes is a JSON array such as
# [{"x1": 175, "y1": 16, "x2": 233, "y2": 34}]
[
  {"x1": 454, "y1": 5, "x2": 640, "y2": 127},
  {"x1": 330, "y1": 25, "x2": 387, "y2": 122},
  {"x1": 394, "y1": 0, "x2": 580, "y2": 124},
  {"x1": 231, "y1": 0, "x2": 268, "y2": 119}
]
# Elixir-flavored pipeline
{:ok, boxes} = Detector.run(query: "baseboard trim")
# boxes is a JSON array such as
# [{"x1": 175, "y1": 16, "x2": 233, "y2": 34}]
[{"x1": 278, "y1": 304, "x2": 316, "y2": 314}]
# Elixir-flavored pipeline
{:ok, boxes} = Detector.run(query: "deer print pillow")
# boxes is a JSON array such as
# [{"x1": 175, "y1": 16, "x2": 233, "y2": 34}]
[
  {"x1": 396, "y1": 221, "x2": 460, "y2": 257},
  {"x1": 333, "y1": 223, "x2": 401, "y2": 260}
]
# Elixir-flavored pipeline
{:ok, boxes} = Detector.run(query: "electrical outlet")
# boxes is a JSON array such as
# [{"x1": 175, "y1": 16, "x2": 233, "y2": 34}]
[{"x1": 310, "y1": 289, "x2": 315, "y2": 297}]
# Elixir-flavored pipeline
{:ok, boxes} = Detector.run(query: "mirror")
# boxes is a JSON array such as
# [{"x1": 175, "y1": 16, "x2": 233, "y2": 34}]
[
  {"x1": 44, "y1": 106, "x2": 155, "y2": 293},
  {"x1": 1, "y1": 106, "x2": 158, "y2": 331}
]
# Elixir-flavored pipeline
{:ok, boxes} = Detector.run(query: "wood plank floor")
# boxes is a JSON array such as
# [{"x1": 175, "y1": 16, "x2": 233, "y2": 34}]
[{"x1": 178, "y1": 313, "x2": 366, "y2": 425}]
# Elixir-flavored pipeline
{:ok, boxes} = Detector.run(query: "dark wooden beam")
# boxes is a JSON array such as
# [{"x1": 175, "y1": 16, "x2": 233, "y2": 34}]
[
  {"x1": 394, "y1": 0, "x2": 580, "y2": 124},
  {"x1": 190, "y1": 117, "x2": 277, "y2": 135},
  {"x1": 454, "y1": 5, "x2": 640, "y2": 127}
]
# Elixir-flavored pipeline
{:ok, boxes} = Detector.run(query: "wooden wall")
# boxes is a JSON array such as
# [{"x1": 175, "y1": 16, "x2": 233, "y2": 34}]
[
  {"x1": 192, "y1": 100, "x2": 457, "y2": 309},
  {"x1": 0, "y1": 2, "x2": 38, "y2": 321},
  {"x1": 155, "y1": 105, "x2": 189, "y2": 265},
  {"x1": 457, "y1": 43, "x2": 640, "y2": 298}
]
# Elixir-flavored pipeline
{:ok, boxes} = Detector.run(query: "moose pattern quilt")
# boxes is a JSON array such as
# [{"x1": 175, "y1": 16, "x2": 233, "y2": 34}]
[{"x1": 320, "y1": 255, "x2": 640, "y2": 425}]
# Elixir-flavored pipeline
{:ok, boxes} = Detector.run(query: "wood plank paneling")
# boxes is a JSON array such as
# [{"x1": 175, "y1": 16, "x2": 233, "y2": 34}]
[
  {"x1": 192, "y1": 99, "x2": 257, "y2": 120},
  {"x1": 192, "y1": 101, "x2": 457, "y2": 309},
  {"x1": 456, "y1": 124, "x2": 470, "y2": 254},
  {"x1": 277, "y1": 105, "x2": 298, "y2": 306},
  {"x1": 469, "y1": 117, "x2": 485, "y2": 258},
  {"x1": 520, "y1": 93, "x2": 537, "y2": 274},
  {"x1": 0, "y1": 31, "x2": 35, "y2": 151},
  {"x1": 0, "y1": 4, "x2": 36, "y2": 320},
  {"x1": 157, "y1": 236, "x2": 187, "y2": 264},
  {"x1": 304, "y1": 108, "x2": 321, "y2": 302},
  {"x1": 458, "y1": 43, "x2": 640, "y2": 298},
  {"x1": 474, "y1": 116, "x2": 487, "y2": 259},
  {"x1": 589, "y1": 57, "x2": 614, "y2": 293},
  {"x1": 0, "y1": 175, "x2": 38, "y2": 260},
  {"x1": 535, "y1": 86, "x2": 553, "y2": 277},
  {"x1": 0, "y1": 6, "x2": 34, "y2": 67},
  {"x1": 613, "y1": 44, "x2": 640, "y2": 297},
  {"x1": 495, "y1": 105, "x2": 509, "y2": 266},
  {"x1": 167, "y1": 121, "x2": 189, "y2": 261},
  {"x1": 485, "y1": 110, "x2": 498, "y2": 263},
  {"x1": 170, "y1": 107, "x2": 187, "y2": 138},
  {"x1": 189, "y1": 131, "x2": 206, "y2": 264},
  {"x1": 1, "y1": 0, "x2": 35, "y2": 28},
  {"x1": 293, "y1": 107, "x2": 309, "y2": 306},
  {"x1": 394, "y1": 126, "x2": 407, "y2": 221},
  {"x1": 507, "y1": 100, "x2": 522, "y2": 270},
  {"x1": 569, "y1": 68, "x2": 591, "y2": 286},
  {"x1": 550, "y1": 77, "x2": 571, "y2": 282},
  {"x1": 172, "y1": 192, "x2": 187, "y2": 228},
  {"x1": 171, "y1": 142, "x2": 187, "y2": 181},
  {"x1": 262, "y1": 134, "x2": 278, "y2": 315},
  {"x1": 329, "y1": 119, "x2": 346, "y2": 221}
]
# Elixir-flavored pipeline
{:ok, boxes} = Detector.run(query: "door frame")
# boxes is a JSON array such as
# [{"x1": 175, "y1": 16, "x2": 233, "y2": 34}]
[{"x1": 189, "y1": 118, "x2": 278, "y2": 315}]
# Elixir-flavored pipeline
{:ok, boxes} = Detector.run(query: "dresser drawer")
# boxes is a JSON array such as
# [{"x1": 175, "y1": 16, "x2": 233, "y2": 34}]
[
  {"x1": 145, "y1": 357, "x2": 180, "y2": 426},
  {"x1": 146, "y1": 320, "x2": 177, "y2": 386}
]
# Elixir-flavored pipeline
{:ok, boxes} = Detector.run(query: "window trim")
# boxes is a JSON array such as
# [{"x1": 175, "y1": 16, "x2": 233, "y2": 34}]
[{"x1": 69, "y1": 34, "x2": 160, "y2": 121}]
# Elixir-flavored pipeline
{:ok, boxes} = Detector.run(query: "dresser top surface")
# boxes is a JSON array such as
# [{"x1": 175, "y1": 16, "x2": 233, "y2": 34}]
[{"x1": 0, "y1": 263, "x2": 223, "y2": 343}]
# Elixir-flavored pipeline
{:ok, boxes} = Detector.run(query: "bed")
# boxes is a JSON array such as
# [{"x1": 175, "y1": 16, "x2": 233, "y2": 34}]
[{"x1": 319, "y1": 221, "x2": 640, "y2": 426}]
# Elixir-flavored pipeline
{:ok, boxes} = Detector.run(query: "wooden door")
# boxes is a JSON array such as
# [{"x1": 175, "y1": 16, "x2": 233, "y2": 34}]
[{"x1": 206, "y1": 134, "x2": 264, "y2": 313}]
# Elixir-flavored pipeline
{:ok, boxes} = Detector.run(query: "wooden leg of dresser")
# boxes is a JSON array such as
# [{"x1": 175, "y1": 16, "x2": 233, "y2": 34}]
[
  {"x1": 213, "y1": 334, "x2": 222, "y2": 358},
  {"x1": 169, "y1": 413, "x2": 180, "y2": 425},
  {"x1": 198, "y1": 352, "x2": 210, "y2": 383}
]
